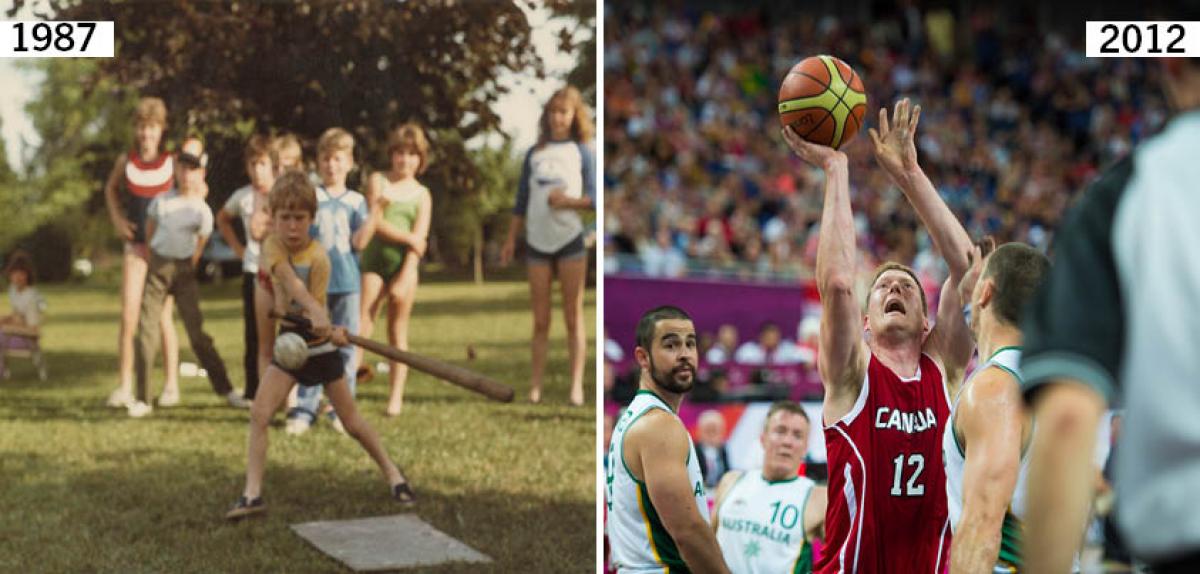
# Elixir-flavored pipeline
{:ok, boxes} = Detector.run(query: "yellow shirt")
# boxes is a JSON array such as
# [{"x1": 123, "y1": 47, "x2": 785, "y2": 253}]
[{"x1": 261, "y1": 234, "x2": 330, "y2": 313}]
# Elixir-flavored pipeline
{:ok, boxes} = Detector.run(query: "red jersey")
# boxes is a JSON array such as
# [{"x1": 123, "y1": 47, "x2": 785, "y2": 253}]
[{"x1": 817, "y1": 353, "x2": 952, "y2": 574}]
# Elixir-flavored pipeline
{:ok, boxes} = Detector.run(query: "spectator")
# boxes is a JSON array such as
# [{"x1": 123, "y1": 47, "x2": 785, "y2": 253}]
[
  {"x1": 604, "y1": 5, "x2": 1166, "y2": 283},
  {"x1": 695, "y1": 409, "x2": 731, "y2": 489},
  {"x1": 705, "y1": 323, "x2": 739, "y2": 365},
  {"x1": 734, "y1": 322, "x2": 806, "y2": 366}
]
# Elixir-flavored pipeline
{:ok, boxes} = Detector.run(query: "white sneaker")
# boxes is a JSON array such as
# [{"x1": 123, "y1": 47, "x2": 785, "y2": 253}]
[
  {"x1": 285, "y1": 418, "x2": 311, "y2": 436},
  {"x1": 330, "y1": 416, "x2": 346, "y2": 435},
  {"x1": 225, "y1": 392, "x2": 252, "y2": 409},
  {"x1": 157, "y1": 388, "x2": 181, "y2": 407},
  {"x1": 107, "y1": 387, "x2": 134, "y2": 408},
  {"x1": 127, "y1": 400, "x2": 153, "y2": 418}
]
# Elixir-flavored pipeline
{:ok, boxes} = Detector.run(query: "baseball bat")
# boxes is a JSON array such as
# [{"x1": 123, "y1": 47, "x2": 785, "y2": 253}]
[{"x1": 272, "y1": 312, "x2": 514, "y2": 403}]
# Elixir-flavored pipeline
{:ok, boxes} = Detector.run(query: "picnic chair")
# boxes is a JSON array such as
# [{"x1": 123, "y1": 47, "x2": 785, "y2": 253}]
[{"x1": 1, "y1": 299, "x2": 47, "y2": 382}]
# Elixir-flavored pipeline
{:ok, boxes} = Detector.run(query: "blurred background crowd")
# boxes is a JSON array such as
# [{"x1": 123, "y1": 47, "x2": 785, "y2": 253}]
[{"x1": 603, "y1": 1, "x2": 1167, "y2": 286}]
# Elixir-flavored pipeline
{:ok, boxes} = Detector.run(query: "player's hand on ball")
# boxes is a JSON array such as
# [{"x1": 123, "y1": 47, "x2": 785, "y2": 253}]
[
  {"x1": 782, "y1": 125, "x2": 847, "y2": 170},
  {"x1": 869, "y1": 97, "x2": 922, "y2": 179}
]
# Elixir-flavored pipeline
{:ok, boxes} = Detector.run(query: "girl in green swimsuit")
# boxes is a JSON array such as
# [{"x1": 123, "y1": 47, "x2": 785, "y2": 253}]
[{"x1": 358, "y1": 123, "x2": 433, "y2": 416}]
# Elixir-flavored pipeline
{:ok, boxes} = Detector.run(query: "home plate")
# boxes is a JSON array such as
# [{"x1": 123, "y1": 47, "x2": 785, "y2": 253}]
[{"x1": 291, "y1": 514, "x2": 492, "y2": 571}]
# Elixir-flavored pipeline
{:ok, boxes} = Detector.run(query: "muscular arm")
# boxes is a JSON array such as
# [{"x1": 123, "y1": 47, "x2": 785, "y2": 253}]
[
  {"x1": 782, "y1": 127, "x2": 866, "y2": 422},
  {"x1": 710, "y1": 470, "x2": 744, "y2": 531},
  {"x1": 1024, "y1": 381, "x2": 1105, "y2": 573},
  {"x1": 628, "y1": 411, "x2": 731, "y2": 574},
  {"x1": 804, "y1": 486, "x2": 827, "y2": 542},
  {"x1": 216, "y1": 209, "x2": 245, "y2": 260},
  {"x1": 929, "y1": 274, "x2": 973, "y2": 396},
  {"x1": 870, "y1": 99, "x2": 972, "y2": 279},
  {"x1": 950, "y1": 369, "x2": 1024, "y2": 574}
]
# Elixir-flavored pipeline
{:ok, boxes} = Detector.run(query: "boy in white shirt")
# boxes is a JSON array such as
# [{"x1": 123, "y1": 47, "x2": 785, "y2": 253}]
[{"x1": 131, "y1": 137, "x2": 248, "y2": 417}]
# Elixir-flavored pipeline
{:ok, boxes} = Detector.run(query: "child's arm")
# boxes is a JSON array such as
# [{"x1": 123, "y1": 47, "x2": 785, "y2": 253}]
[
  {"x1": 192, "y1": 234, "x2": 209, "y2": 268},
  {"x1": 548, "y1": 143, "x2": 596, "y2": 211},
  {"x1": 248, "y1": 206, "x2": 271, "y2": 242},
  {"x1": 216, "y1": 208, "x2": 245, "y2": 260},
  {"x1": 369, "y1": 186, "x2": 428, "y2": 256},
  {"x1": 353, "y1": 173, "x2": 382, "y2": 251},
  {"x1": 268, "y1": 250, "x2": 332, "y2": 335},
  {"x1": 145, "y1": 218, "x2": 158, "y2": 248},
  {"x1": 500, "y1": 149, "x2": 533, "y2": 265},
  {"x1": 194, "y1": 205, "x2": 214, "y2": 268},
  {"x1": 104, "y1": 155, "x2": 136, "y2": 241}
]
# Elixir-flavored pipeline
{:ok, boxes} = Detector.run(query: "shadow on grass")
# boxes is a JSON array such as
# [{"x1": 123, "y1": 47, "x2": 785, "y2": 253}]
[{"x1": 1, "y1": 453, "x2": 594, "y2": 573}]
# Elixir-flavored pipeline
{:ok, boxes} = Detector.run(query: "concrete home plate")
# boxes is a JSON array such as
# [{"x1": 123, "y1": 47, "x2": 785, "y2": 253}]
[{"x1": 291, "y1": 514, "x2": 492, "y2": 571}]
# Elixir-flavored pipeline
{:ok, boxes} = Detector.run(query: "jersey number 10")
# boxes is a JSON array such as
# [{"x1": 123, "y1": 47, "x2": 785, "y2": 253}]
[{"x1": 890, "y1": 453, "x2": 925, "y2": 496}]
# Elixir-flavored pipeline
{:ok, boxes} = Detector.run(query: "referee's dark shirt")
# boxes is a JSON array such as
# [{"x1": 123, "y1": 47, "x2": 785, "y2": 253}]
[{"x1": 1021, "y1": 110, "x2": 1200, "y2": 560}]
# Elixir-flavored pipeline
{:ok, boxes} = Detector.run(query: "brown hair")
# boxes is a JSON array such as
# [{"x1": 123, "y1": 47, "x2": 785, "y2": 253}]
[
  {"x1": 386, "y1": 122, "x2": 431, "y2": 175},
  {"x1": 538, "y1": 86, "x2": 593, "y2": 147},
  {"x1": 764, "y1": 401, "x2": 809, "y2": 428},
  {"x1": 868, "y1": 262, "x2": 927, "y2": 313},
  {"x1": 135, "y1": 97, "x2": 167, "y2": 127},
  {"x1": 981, "y1": 243, "x2": 1050, "y2": 326},
  {"x1": 635, "y1": 305, "x2": 692, "y2": 351},
  {"x1": 5, "y1": 250, "x2": 35, "y2": 285},
  {"x1": 244, "y1": 134, "x2": 273, "y2": 166},
  {"x1": 269, "y1": 171, "x2": 318, "y2": 216},
  {"x1": 317, "y1": 127, "x2": 355, "y2": 159}
]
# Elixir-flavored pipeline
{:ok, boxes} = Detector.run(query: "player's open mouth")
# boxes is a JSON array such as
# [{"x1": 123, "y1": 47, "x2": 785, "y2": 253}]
[{"x1": 885, "y1": 299, "x2": 906, "y2": 315}]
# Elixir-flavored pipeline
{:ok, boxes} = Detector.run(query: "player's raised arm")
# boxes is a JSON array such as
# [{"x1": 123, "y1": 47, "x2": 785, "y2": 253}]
[
  {"x1": 950, "y1": 368, "x2": 1024, "y2": 574},
  {"x1": 632, "y1": 411, "x2": 731, "y2": 574},
  {"x1": 869, "y1": 98, "x2": 972, "y2": 280},
  {"x1": 782, "y1": 126, "x2": 865, "y2": 421}
]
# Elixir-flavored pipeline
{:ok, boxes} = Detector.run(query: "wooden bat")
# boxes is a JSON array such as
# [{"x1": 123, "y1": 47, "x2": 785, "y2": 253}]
[{"x1": 272, "y1": 312, "x2": 514, "y2": 403}]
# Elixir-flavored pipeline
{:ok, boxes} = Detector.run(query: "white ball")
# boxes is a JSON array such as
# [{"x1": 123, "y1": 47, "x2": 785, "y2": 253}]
[{"x1": 273, "y1": 332, "x2": 308, "y2": 370}]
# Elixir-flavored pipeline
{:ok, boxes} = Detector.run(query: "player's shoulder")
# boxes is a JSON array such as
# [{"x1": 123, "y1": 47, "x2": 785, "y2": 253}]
[{"x1": 624, "y1": 407, "x2": 687, "y2": 446}]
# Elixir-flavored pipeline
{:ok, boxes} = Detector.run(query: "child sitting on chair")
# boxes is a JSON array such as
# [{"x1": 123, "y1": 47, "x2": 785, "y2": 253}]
[{"x1": 0, "y1": 250, "x2": 45, "y2": 378}]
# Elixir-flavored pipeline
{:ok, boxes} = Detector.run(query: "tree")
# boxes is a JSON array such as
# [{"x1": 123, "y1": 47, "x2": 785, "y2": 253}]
[
  {"x1": 9, "y1": 0, "x2": 568, "y2": 269},
  {"x1": 547, "y1": 0, "x2": 597, "y2": 104}
]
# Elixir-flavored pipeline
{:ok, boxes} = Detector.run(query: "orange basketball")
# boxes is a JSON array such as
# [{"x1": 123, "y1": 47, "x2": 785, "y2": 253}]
[{"x1": 778, "y1": 55, "x2": 867, "y2": 150}]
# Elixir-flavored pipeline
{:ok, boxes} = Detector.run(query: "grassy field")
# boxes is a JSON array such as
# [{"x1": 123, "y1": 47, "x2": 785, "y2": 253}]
[{"x1": 0, "y1": 275, "x2": 596, "y2": 573}]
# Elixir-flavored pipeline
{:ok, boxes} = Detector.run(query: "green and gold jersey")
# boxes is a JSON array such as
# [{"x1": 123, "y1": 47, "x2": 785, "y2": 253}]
[
  {"x1": 716, "y1": 471, "x2": 816, "y2": 574},
  {"x1": 607, "y1": 390, "x2": 708, "y2": 573}
]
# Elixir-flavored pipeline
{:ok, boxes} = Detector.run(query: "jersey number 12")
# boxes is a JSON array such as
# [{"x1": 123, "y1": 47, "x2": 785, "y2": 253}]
[{"x1": 890, "y1": 453, "x2": 925, "y2": 496}]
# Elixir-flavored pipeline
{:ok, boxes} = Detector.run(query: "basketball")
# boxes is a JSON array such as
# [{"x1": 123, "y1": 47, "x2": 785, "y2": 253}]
[
  {"x1": 778, "y1": 55, "x2": 867, "y2": 150},
  {"x1": 273, "y1": 332, "x2": 308, "y2": 370}
]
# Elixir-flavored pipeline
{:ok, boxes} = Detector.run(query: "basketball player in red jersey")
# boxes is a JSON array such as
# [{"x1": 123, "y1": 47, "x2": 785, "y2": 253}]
[{"x1": 782, "y1": 98, "x2": 975, "y2": 573}]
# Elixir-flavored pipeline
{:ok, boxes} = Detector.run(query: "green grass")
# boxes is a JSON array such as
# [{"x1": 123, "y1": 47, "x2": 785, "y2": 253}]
[{"x1": 0, "y1": 277, "x2": 596, "y2": 572}]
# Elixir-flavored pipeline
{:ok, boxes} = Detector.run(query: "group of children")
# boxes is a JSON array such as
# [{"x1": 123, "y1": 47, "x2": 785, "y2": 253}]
[
  {"x1": 100, "y1": 98, "x2": 431, "y2": 434},
  {"x1": 87, "y1": 96, "x2": 430, "y2": 517},
  {"x1": 1, "y1": 85, "x2": 595, "y2": 519}
]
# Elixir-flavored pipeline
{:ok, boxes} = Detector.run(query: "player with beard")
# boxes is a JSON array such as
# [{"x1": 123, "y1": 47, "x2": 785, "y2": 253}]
[
  {"x1": 607, "y1": 305, "x2": 731, "y2": 574},
  {"x1": 783, "y1": 98, "x2": 975, "y2": 573}
]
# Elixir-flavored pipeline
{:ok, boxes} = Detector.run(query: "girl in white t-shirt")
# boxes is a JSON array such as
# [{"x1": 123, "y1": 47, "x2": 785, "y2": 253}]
[{"x1": 500, "y1": 86, "x2": 596, "y2": 405}]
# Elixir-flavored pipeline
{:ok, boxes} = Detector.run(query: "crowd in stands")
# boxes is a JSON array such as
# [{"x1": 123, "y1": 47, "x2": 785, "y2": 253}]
[{"x1": 603, "y1": 3, "x2": 1167, "y2": 284}]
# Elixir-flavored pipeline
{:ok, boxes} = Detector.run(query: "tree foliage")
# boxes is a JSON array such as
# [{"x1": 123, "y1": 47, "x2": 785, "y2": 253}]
[{"x1": 5, "y1": 0, "x2": 592, "y2": 267}]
